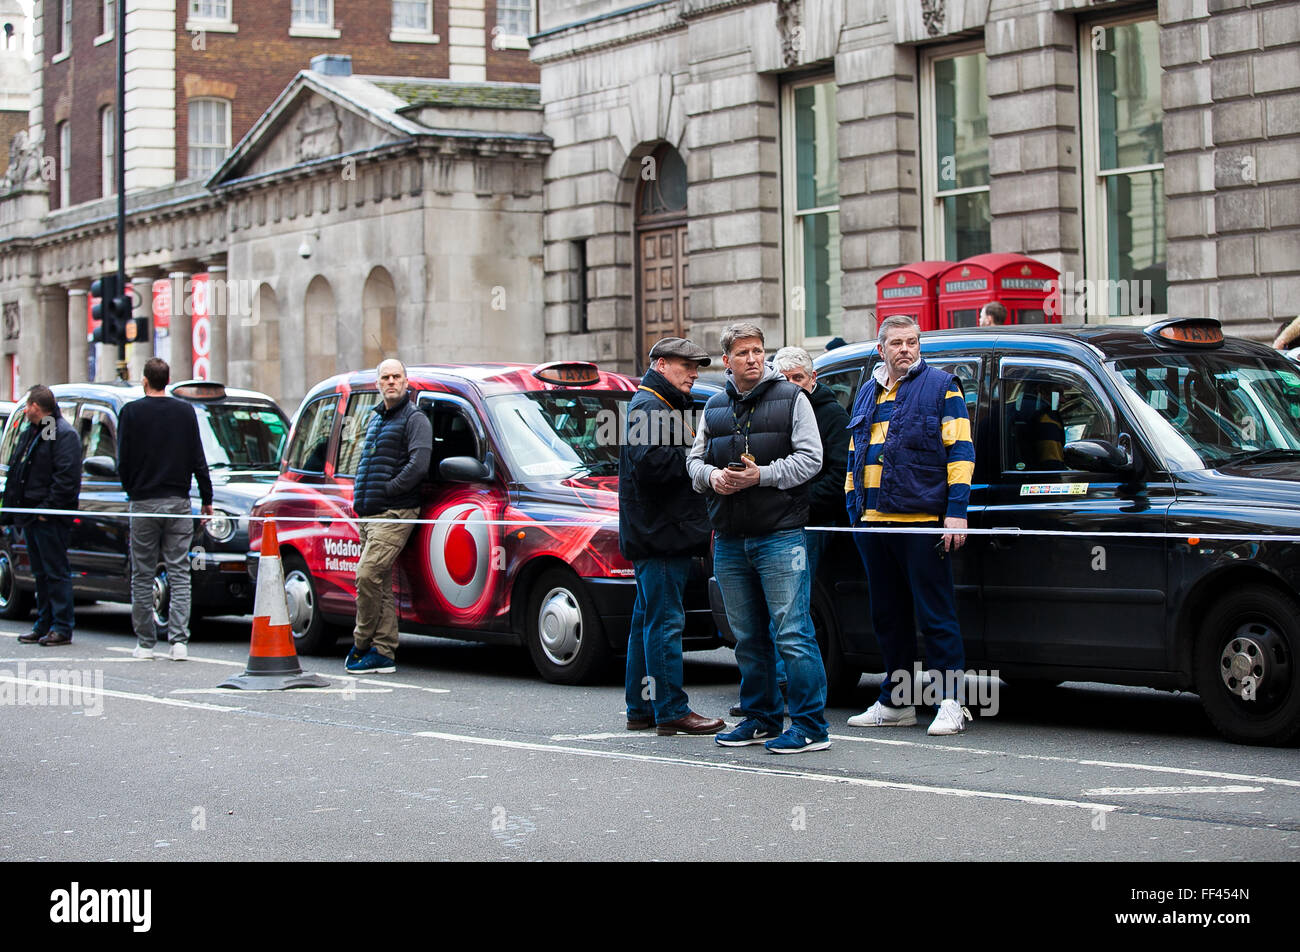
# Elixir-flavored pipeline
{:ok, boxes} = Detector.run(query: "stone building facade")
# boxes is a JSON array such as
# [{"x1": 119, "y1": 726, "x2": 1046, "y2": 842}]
[{"x1": 534, "y1": 0, "x2": 1300, "y2": 372}]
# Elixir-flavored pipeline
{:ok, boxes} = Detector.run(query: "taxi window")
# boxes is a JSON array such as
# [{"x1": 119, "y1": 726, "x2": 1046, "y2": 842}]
[
  {"x1": 928, "y1": 358, "x2": 980, "y2": 424},
  {"x1": 79, "y1": 405, "x2": 117, "y2": 462},
  {"x1": 1001, "y1": 362, "x2": 1114, "y2": 473},
  {"x1": 286, "y1": 395, "x2": 338, "y2": 474},
  {"x1": 817, "y1": 366, "x2": 861, "y2": 413},
  {"x1": 421, "y1": 399, "x2": 483, "y2": 478},
  {"x1": 335, "y1": 391, "x2": 383, "y2": 476}
]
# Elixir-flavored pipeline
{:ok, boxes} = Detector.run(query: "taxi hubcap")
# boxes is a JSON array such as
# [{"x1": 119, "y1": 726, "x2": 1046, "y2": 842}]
[
  {"x1": 284, "y1": 571, "x2": 314, "y2": 636},
  {"x1": 153, "y1": 572, "x2": 169, "y2": 624},
  {"x1": 538, "y1": 587, "x2": 581, "y2": 665},
  {"x1": 1218, "y1": 624, "x2": 1286, "y2": 701}
]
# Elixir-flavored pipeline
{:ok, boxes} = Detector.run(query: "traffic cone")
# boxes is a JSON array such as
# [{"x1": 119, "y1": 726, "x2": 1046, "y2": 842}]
[{"x1": 219, "y1": 519, "x2": 329, "y2": 690}]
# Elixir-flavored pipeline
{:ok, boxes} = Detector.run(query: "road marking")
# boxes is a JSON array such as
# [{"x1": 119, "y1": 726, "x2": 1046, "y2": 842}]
[
  {"x1": 556, "y1": 729, "x2": 1300, "y2": 791},
  {"x1": 1083, "y1": 785, "x2": 1265, "y2": 796},
  {"x1": 825, "y1": 732, "x2": 1300, "y2": 789},
  {"x1": 103, "y1": 647, "x2": 449, "y2": 692},
  {"x1": 171, "y1": 687, "x2": 393, "y2": 696},
  {"x1": 0, "y1": 675, "x2": 244, "y2": 712},
  {"x1": 419, "y1": 730, "x2": 1120, "y2": 814},
  {"x1": 0, "y1": 657, "x2": 172, "y2": 664},
  {"x1": 104, "y1": 647, "x2": 244, "y2": 667}
]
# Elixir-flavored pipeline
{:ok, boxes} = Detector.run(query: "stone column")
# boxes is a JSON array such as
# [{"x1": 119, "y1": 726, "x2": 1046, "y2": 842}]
[
  {"x1": 66, "y1": 287, "x2": 89, "y2": 384},
  {"x1": 165, "y1": 271, "x2": 189, "y2": 376},
  {"x1": 205, "y1": 263, "x2": 228, "y2": 384},
  {"x1": 34, "y1": 287, "x2": 68, "y2": 385}
]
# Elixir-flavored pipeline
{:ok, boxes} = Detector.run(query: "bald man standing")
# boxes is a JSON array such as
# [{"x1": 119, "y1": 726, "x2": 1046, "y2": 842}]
[{"x1": 346, "y1": 358, "x2": 433, "y2": 674}]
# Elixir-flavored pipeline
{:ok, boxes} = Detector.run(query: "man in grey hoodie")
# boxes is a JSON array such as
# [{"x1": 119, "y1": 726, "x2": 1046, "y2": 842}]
[{"x1": 687, "y1": 322, "x2": 830, "y2": 754}]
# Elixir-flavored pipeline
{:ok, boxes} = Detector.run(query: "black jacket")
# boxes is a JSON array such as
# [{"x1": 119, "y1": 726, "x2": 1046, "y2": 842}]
[
  {"x1": 806, "y1": 383, "x2": 851, "y2": 526},
  {"x1": 351, "y1": 398, "x2": 433, "y2": 517},
  {"x1": 1, "y1": 412, "x2": 82, "y2": 527},
  {"x1": 118, "y1": 395, "x2": 213, "y2": 505},
  {"x1": 617, "y1": 368, "x2": 710, "y2": 560}
]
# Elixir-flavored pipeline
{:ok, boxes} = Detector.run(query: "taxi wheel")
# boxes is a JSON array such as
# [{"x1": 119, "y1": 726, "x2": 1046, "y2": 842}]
[
  {"x1": 524, "y1": 568, "x2": 611, "y2": 685},
  {"x1": 813, "y1": 588, "x2": 861, "y2": 706},
  {"x1": 1195, "y1": 587, "x2": 1300, "y2": 746},
  {"x1": 282, "y1": 553, "x2": 341, "y2": 656},
  {"x1": 0, "y1": 546, "x2": 32, "y2": 620},
  {"x1": 152, "y1": 568, "x2": 171, "y2": 630}
]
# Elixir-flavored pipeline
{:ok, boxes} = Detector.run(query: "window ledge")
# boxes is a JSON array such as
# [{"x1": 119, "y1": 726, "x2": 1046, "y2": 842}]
[
  {"x1": 491, "y1": 32, "x2": 530, "y2": 51},
  {"x1": 390, "y1": 30, "x2": 440, "y2": 44},
  {"x1": 289, "y1": 24, "x2": 341, "y2": 39},
  {"x1": 51, "y1": 50, "x2": 70, "y2": 64},
  {"x1": 93, "y1": 32, "x2": 114, "y2": 46},
  {"x1": 186, "y1": 19, "x2": 239, "y2": 34}
]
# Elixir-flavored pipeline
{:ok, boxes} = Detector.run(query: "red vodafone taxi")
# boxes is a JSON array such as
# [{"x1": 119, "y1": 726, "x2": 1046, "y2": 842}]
[{"x1": 249, "y1": 361, "x2": 717, "y2": 684}]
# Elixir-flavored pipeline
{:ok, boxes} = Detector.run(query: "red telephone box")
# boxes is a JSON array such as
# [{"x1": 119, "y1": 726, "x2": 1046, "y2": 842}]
[
  {"x1": 874, "y1": 261, "x2": 949, "y2": 331},
  {"x1": 937, "y1": 253, "x2": 1061, "y2": 328}
]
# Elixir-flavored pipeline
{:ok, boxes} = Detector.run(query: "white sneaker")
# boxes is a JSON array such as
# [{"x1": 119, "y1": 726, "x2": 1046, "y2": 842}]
[
  {"x1": 847, "y1": 701, "x2": 917, "y2": 728},
  {"x1": 928, "y1": 698, "x2": 972, "y2": 736},
  {"x1": 169, "y1": 642, "x2": 189, "y2": 661},
  {"x1": 131, "y1": 646, "x2": 152, "y2": 660}
]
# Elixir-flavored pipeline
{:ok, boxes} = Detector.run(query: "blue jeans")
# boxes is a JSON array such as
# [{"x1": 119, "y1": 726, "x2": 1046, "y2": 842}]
[
  {"x1": 25, "y1": 520, "x2": 74, "y2": 637},
  {"x1": 854, "y1": 524, "x2": 966, "y2": 707},
  {"x1": 625, "y1": 556, "x2": 692, "y2": 723},
  {"x1": 737, "y1": 529, "x2": 828, "y2": 692},
  {"x1": 714, "y1": 529, "x2": 827, "y2": 739}
]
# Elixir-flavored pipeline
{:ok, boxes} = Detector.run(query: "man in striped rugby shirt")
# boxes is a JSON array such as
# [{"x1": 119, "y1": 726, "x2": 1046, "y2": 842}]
[{"x1": 844, "y1": 315, "x2": 976, "y2": 735}]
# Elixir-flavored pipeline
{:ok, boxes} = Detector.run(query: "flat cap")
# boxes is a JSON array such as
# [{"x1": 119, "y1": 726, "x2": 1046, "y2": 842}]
[{"x1": 648, "y1": 337, "x2": 711, "y2": 366}]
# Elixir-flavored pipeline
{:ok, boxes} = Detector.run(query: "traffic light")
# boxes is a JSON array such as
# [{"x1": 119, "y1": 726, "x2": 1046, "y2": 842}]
[{"x1": 90, "y1": 273, "x2": 133, "y2": 346}]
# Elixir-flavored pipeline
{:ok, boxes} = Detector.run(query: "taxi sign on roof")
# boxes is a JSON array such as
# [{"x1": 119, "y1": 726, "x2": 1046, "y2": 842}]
[
  {"x1": 531, "y1": 362, "x2": 601, "y2": 387},
  {"x1": 1145, "y1": 318, "x2": 1224, "y2": 347}
]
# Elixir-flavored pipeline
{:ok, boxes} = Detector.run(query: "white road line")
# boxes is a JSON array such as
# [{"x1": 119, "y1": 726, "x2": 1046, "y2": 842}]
[
  {"x1": 826, "y1": 732, "x2": 1300, "y2": 789},
  {"x1": 420, "y1": 730, "x2": 1120, "y2": 813},
  {"x1": 171, "y1": 687, "x2": 393, "y2": 696},
  {"x1": 104, "y1": 647, "x2": 244, "y2": 667},
  {"x1": 1082, "y1": 785, "x2": 1265, "y2": 795},
  {"x1": 0, "y1": 657, "x2": 163, "y2": 664},
  {"x1": 0, "y1": 675, "x2": 244, "y2": 712},
  {"x1": 556, "y1": 730, "x2": 1300, "y2": 790}
]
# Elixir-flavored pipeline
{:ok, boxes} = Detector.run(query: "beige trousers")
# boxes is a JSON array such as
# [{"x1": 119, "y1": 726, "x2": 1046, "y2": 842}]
[{"x1": 352, "y1": 508, "x2": 418, "y2": 658}]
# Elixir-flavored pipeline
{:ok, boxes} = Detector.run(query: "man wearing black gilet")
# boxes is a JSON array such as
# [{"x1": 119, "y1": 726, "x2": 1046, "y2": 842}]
[
  {"x1": 687, "y1": 322, "x2": 830, "y2": 754},
  {"x1": 118, "y1": 358, "x2": 213, "y2": 661}
]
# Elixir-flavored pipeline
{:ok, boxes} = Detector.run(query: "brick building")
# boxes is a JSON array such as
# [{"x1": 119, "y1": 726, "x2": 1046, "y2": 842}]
[
  {"x1": 0, "y1": 0, "x2": 541, "y2": 403},
  {"x1": 534, "y1": 0, "x2": 1300, "y2": 370}
]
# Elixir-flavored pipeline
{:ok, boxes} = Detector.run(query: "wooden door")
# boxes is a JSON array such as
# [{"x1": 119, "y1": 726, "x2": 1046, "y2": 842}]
[{"x1": 639, "y1": 224, "x2": 688, "y2": 364}]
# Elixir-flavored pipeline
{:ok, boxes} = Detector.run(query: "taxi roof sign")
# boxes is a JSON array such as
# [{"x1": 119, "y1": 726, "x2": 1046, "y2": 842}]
[
  {"x1": 1144, "y1": 318, "x2": 1225, "y2": 348},
  {"x1": 170, "y1": 380, "x2": 228, "y2": 399},
  {"x1": 531, "y1": 362, "x2": 602, "y2": 387}
]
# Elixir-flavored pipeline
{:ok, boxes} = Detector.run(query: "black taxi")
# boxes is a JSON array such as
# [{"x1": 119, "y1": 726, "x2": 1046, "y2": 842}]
[
  {"x1": 0, "y1": 381, "x2": 290, "y2": 626},
  {"x1": 784, "y1": 318, "x2": 1300, "y2": 746}
]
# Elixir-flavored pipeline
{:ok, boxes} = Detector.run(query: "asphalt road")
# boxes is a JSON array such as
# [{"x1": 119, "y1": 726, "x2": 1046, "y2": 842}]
[{"x1": 2, "y1": 605, "x2": 1297, "y2": 863}]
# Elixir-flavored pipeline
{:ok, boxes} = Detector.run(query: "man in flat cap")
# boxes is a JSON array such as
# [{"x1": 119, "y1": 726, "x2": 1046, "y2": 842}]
[{"x1": 619, "y1": 337, "x2": 725, "y2": 735}]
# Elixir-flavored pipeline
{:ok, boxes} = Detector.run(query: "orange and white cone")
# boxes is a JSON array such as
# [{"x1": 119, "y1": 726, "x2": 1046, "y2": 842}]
[{"x1": 219, "y1": 519, "x2": 328, "y2": 690}]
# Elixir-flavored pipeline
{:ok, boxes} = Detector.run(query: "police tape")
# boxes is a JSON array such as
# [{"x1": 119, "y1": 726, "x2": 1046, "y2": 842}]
[{"x1": 1, "y1": 505, "x2": 1299, "y2": 543}]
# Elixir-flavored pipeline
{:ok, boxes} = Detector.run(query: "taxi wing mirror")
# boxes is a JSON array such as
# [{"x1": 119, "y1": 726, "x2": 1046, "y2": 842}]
[
  {"x1": 83, "y1": 455, "x2": 118, "y2": 478},
  {"x1": 439, "y1": 452, "x2": 494, "y2": 483},
  {"x1": 1063, "y1": 438, "x2": 1133, "y2": 474}
]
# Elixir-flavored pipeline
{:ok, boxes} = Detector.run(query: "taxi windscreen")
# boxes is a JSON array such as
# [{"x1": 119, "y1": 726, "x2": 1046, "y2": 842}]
[
  {"x1": 195, "y1": 404, "x2": 290, "y2": 470},
  {"x1": 1114, "y1": 352, "x2": 1300, "y2": 468},
  {"x1": 487, "y1": 391, "x2": 628, "y2": 479}
]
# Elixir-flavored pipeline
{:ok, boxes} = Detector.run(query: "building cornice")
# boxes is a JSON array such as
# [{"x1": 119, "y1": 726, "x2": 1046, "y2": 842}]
[{"x1": 530, "y1": 2, "x2": 685, "y2": 65}]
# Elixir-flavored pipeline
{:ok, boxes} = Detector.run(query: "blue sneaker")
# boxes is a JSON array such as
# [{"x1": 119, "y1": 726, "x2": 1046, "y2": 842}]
[
  {"x1": 765, "y1": 728, "x2": 831, "y2": 754},
  {"x1": 344, "y1": 645, "x2": 365, "y2": 670},
  {"x1": 715, "y1": 718, "x2": 779, "y2": 747},
  {"x1": 345, "y1": 648, "x2": 396, "y2": 674}
]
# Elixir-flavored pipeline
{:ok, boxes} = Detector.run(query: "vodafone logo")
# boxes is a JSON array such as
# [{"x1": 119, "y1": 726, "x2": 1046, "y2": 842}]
[{"x1": 427, "y1": 502, "x2": 494, "y2": 614}]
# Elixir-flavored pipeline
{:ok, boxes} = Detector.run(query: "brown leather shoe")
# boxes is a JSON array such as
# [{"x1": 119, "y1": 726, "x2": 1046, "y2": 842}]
[
  {"x1": 17, "y1": 630, "x2": 46, "y2": 644},
  {"x1": 38, "y1": 631, "x2": 72, "y2": 646},
  {"x1": 656, "y1": 712, "x2": 725, "y2": 736},
  {"x1": 626, "y1": 716, "x2": 655, "y2": 731}
]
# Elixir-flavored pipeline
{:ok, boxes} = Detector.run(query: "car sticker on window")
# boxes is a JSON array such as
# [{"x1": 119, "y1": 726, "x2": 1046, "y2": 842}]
[
  {"x1": 1278, "y1": 371, "x2": 1300, "y2": 388},
  {"x1": 1019, "y1": 483, "x2": 1089, "y2": 496}
]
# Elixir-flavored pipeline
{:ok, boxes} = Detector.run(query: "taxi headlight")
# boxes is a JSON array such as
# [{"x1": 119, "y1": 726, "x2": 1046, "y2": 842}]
[{"x1": 204, "y1": 509, "x2": 236, "y2": 543}]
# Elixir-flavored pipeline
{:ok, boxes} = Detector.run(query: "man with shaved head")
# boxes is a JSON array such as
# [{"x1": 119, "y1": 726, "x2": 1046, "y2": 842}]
[{"x1": 346, "y1": 358, "x2": 432, "y2": 674}]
